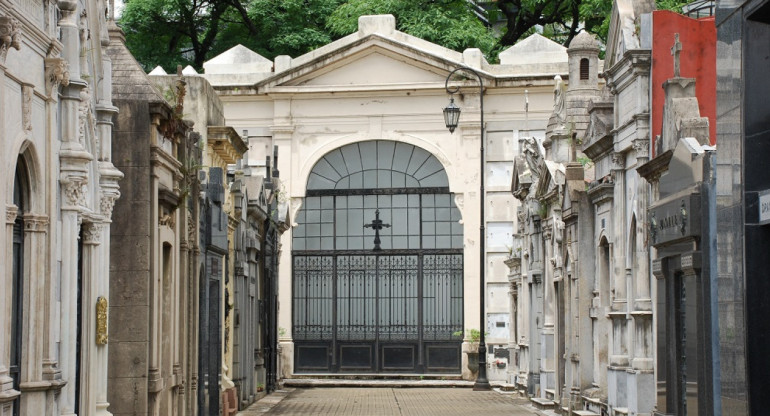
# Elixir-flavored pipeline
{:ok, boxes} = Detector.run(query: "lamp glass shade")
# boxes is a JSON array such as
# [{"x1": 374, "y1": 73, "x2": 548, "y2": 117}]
[{"x1": 443, "y1": 98, "x2": 461, "y2": 133}]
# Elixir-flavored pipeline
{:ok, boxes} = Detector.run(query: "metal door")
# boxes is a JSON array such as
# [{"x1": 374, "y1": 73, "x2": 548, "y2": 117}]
[{"x1": 292, "y1": 141, "x2": 464, "y2": 374}]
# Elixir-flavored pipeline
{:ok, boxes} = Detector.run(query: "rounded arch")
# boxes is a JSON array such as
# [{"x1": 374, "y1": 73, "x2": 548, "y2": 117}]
[
  {"x1": 8, "y1": 137, "x2": 43, "y2": 213},
  {"x1": 297, "y1": 135, "x2": 459, "y2": 196},
  {"x1": 306, "y1": 140, "x2": 449, "y2": 191}
]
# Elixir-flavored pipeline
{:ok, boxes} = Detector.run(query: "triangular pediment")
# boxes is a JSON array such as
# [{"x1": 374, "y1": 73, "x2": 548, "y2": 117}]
[
  {"x1": 287, "y1": 49, "x2": 447, "y2": 87},
  {"x1": 605, "y1": 0, "x2": 655, "y2": 68},
  {"x1": 257, "y1": 34, "x2": 491, "y2": 91}
]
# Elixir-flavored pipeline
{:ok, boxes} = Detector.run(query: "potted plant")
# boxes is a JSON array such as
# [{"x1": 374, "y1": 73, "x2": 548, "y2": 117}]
[{"x1": 454, "y1": 329, "x2": 482, "y2": 373}]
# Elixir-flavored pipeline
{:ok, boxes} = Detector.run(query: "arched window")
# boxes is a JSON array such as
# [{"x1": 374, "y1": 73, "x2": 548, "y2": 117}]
[
  {"x1": 11, "y1": 156, "x2": 28, "y2": 416},
  {"x1": 293, "y1": 141, "x2": 464, "y2": 374},
  {"x1": 580, "y1": 58, "x2": 590, "y2": 80}
]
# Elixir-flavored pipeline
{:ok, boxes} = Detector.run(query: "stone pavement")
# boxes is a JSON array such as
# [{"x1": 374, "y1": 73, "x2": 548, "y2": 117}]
[{"x1": 237, "y1": 387, "x2": 551, "y2": 416}]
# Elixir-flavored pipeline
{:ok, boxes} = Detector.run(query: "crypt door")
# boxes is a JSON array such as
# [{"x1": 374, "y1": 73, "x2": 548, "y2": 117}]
[{"x1": 292, "y1": 141, "x2": 464, "y2": 374}]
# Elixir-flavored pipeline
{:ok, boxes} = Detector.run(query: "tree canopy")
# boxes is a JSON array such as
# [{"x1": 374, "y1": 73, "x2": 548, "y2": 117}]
[{"x1": 119, "y1": 0, "x2": 689, "y2": 73}]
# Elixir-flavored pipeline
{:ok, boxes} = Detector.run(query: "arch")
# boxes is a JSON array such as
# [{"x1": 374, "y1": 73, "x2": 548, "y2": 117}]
[
  {"x1": 307, "y1": 140, "x2": 449, "y2": 191},
  {"x1": 297, "y1": 135, "x2": 459, "y2": 196},
  {"x1": 598, "y1": 236, "x2": 611, "y2": 307},
  {"x1": 292, "y1": 139, "x2": 464, "y2": 374},
  {"x1": 8, "y1": 137, "x2": 42, "y2": 213}
]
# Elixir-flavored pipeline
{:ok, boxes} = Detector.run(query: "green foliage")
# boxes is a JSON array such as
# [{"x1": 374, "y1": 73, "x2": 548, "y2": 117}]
[
  {"x1": 242, "y1": 0, "x2": 343, "y2": 59},
  {"x1": 327, "y1": 0, "x2": 497, "y2": 60},
  {"x1": 452, "y1": 328, "x2": 483, "y2": 342},
  {"x1": 120, "y1": 0, "x2": 694, "y2": 73}
]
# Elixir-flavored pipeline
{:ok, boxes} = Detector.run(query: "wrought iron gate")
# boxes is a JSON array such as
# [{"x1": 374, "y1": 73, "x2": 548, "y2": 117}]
[
  {"x1": 292, "y1": 141, "x2": 465, "y2": 374},
  {"x1": 293, "y1": 253, "x2": 462, "y2": 373}
]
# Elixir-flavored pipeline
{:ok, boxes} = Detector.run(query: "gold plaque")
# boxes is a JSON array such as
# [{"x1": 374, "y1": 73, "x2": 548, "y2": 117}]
[{"x1": 96, "y1": 296, "x2": 108, "y2": 345}]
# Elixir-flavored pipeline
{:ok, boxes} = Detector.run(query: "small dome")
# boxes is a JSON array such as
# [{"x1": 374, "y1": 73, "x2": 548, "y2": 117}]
[{"x1": 568, "y1": 31, "x2": 600, "y2": 52}]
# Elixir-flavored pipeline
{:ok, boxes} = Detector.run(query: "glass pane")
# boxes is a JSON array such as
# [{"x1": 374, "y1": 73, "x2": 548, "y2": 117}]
[
  {"x1": 349, "y1": 195, "x2": 363, "y2": 209},
  {"x1": 392, "y1": 209, "x2": 407, "y2": 234},
  {"x1": 378, "y1": 170, "x2": 391, "y2": 188},
  {"x1": 406, "y1": 176, "x2": 420, "y2": 188},
  {"x1": 307, "y1": 237, "x2": 320, "y2": 250},
  {"x1": 307, "y1": 210, "x2": 320, "y2": 223},
  {"x1": 293, "y1": 238, "x2": 305, "y2": 250},
  {"x1": 294, "y1": 224, "x2": 305, "y2": 237},
  {"x1": 378, "y1": 194, "x2": 391, "y2": 208},
  {"x1": 337, "y1": 196, "x2": 347, "y2": 209},
  {"x1": 336, "y1": 177, "x2": 350, "y2": 189},
  {"x1": 393, "y1": 236, "x2": 408, "y2": 249},
  {"x1": 452, "y1": 235, "x2": 463, "y2": 248},
  {"x1": 420, "y1": 170, "x2": 450, "y2": 187},
  {"x1": 436, "y1": 236, "x2": 450, "y2": 248},
  {"x1": 307, "y1": 224, "x2": 320, "y2": 237},
  {"x1": 322, "y1": 210, "x2": 334, "y2": 222},
  {"x1": 322, "y1": 196, "x2": 334, "y2": 209},
  {"x1": 306, "y1": 197, "x2": 321, "y2": 209},
  {"x1": 341, "y1": 144, "x2": 364, "y2": 174},
  {"x1": 393, "y1": 142, "x2": 413, "y2": 172},
  {"x1": 393, "y1": 195, "x2": 407, "y2": 208},
  {"x1": 325, "y1": 149, "x2": 348, "y2": 173},
  {"x1": 378, "y1": 141, "x2": 396, "y2": 169},
  {"x1": 364, "y1": 195, "x2": 377, "y2": 209},
  {"x1": 436, "y1": 208, "x2": 450, "y2": 221},
  {"x1": 312, "y1": 158, "x2": 343, "y2": 183},
  {"x1": 336, "y1": 237, "x2": 347, "y2": 250},
  {"x1": 349, "y1": 236, "x2": 363, "y2": 249},
  {"x1": 423, "y1": 195, "x2": 435, "y2": 207},
  {"x1": 409, "y1": 236, "x2": 420, "y2": 249},
  {"x1": 321, "y1": 236, "x2": 334, "y2": 250},
  {"x1": 407, "y1": 147, "x2": 430, "y2": 175},
  {"x1": 392, "y1": 172, "x2": 406, "y2": 188},
  {"x1": 349, "y1": 172, "x2": 363, "y2": 189},
  {"x1": 348, "y1": 210, "x2": 363, "y2": 235},
  {"x1": 436, "y1": 194, "x2": 450, "y2": 206},
  {"x1": 321, "y1": 223, "x2": 334, "y2": 237},
  {"x1": 360, "y1": 141, "x2": 377, "y2": 170},
  {"x1": 363, "y1": 170, "x2": 377, "y2": 188},
  {"x1": 307, "y1": 173, "x2": 337, "y2": 190},
  {"x1": 436, "y1": 222, "x2": 450, "y2": 235},
  {"x1": 423, "y1": 222, "x2": 435, "y2": 235},
  {"x1": 422, "y1": 236, "x2": 435, "y2": 249}
]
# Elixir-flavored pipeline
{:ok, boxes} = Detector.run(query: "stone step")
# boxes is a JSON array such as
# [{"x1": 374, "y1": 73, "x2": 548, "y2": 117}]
[
  {"x1": 282, "y1": 377, "x2": 474, "y2": 388},
  {"x1": 614, "y1": 407, "x2": 629, "y2": 415},
  {"x1": 573, "y1": 411, "x2": 600, "y2": 416},
  {"x1": 531, "y1": 397, "x2": 557, "y2": 410}
]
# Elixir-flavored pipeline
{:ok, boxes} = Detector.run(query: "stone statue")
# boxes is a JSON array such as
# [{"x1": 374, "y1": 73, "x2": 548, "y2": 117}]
[
  {"x1": 523, "y1": 137, "x2": 542, "y2": 179},
  {"x1": 553, "y1": 75, "x2": 566, "y2": 124}
]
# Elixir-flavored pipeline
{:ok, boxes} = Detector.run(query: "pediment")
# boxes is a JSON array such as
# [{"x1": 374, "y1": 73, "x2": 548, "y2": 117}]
[
  {"x1": 287, "y1": 49, "x2": 446, "y2": 87},
  {"x1": 605, "y1": 0, "x2": 654, "y2": 68},
  {"x1": 257, "y1": 35, "x2": 489, "y2": 91}
]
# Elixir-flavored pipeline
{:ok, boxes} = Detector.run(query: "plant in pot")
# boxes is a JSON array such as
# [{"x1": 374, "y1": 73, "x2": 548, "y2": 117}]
[{"x1": 454, "y1": 329, "x2": 482, "y2": 373}]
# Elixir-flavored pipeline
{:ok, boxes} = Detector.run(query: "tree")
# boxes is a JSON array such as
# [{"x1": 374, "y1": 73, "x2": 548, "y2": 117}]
[
  {"x1": 495, "y1": 0, "x2": 582, "y2": 47},
  {"x1": 120, "y1": 0, "x2": 231, "y2": 71},
  {"x1": 327, "y1": 0, "x2": 498, "y2": 58}
]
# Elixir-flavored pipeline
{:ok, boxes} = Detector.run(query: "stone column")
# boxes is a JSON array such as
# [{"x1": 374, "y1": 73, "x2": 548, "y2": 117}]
[
  {"x1": 608, "y1": 152, "x2": 629, "y2": 410},
  {"x1": 1, "y1": 206, "x2": 21, "y2": 412},
  {"x1": 629, "y1": 140, "x2": 654, "y2": 416},
  {"x1": 77, "y1": 222, "x2": 108, "y2": 416},
  {"x1": 58, "y1": 181, "x2": 84, "y2": 416},
  {"x1": 17, "y1": 214, "x2": 50, "y2": 416}
]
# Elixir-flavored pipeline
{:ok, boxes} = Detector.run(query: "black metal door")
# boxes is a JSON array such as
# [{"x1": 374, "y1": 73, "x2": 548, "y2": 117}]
[
  {"x1": 292, "y1": 141, "x2": 465, "y2": 374},
  {"x1": 293, "y1": 253, "x2": 462, "y2": 373}
]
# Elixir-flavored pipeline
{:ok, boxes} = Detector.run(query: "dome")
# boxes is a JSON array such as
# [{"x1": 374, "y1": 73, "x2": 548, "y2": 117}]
[{"x1": 568, "y1": 31, "x2": 600, "y2": 52}]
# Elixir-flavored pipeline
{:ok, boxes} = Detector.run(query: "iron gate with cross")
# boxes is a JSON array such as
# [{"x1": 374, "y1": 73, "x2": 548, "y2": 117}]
[{"x1": 292, "y1": 141, "x2": 465, "y2": 373}]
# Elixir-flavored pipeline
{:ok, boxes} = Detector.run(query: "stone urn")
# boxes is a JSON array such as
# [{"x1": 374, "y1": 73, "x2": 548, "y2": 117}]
[{"x1": 466, "y1": 343, "x2": 480, "y2": 373}]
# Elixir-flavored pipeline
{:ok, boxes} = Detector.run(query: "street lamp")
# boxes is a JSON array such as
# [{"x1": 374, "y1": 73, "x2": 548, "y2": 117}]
[{"x1": 443, "y1": 66, "x2": 490, "y2": 391}]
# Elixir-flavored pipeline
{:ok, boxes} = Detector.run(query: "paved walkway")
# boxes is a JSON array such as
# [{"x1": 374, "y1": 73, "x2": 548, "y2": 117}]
[{"x1": 238, "y1": 387, "x2": 548, "y2": 416}]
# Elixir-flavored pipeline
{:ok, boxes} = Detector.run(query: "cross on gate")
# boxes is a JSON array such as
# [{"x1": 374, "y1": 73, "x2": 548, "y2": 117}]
[
  {"x1": 671, "y1": 33, "x2": 682, "y2": 78},
  {"x1": 364, "y1": 209, "x2": 390, "y2": 251}
]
